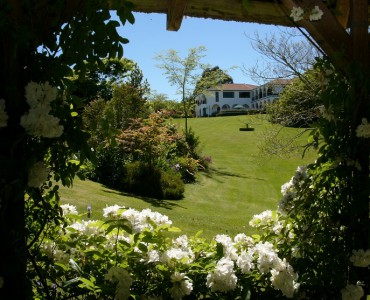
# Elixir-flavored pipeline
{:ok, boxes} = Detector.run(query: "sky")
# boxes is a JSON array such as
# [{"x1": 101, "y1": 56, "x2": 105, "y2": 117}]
[{"x1": 115, "y1": 12, "x2": 288, "y2": 101}]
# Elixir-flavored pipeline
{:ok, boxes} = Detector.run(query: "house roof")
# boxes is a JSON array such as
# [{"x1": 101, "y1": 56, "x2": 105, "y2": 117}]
[
  {"x1": 209, "y1": 83, "x2": 257, "y2": 91},
  {"x1": 264, "y1": 78, "x2": 292, "y2": 86}
]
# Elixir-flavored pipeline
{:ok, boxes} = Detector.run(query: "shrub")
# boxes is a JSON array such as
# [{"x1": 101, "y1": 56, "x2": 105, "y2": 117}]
[
  {"x1": 31, "y1": 204, "x2": 300, "y2": 299},
  {"x1": 198, "y1": 155, "x2": 212, "y2": 171},
  {"x1": 173, "y1": 156, "x2": 200, "y2": 183},
  {"x1": 123, "y1": 162, "x2": 184, "y2": 199},
  {"x1": 160, "y1": 169, "x2": 185, "y2": 199},
  {"x1": 184, "y1": 127, "x2": 200, "y2": 158},
  {"x1": 77, "y1": 159, "x2": 96, "y2": 180},
  {"x1": 93, "y1": 146, "x2": 129, "y2": 189}
]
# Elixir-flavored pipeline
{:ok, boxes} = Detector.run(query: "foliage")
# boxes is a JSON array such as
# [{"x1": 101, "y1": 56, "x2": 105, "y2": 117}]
[
  {"x1": 122, "y1": 162, "x2": 185, "y2": 199},
  {"x1": 266, "y1": 69, "x2": 322, "y2": 127},
  {"x1": 183, "y1": 127, "x2": 201, "y2": 159},
  {"x1": 69, "y1": 57, "x2": 149, "y2": 102},
  {"x1": 252, "y1": 58, "x2": 370, "y2": 299},
  {"x1": 244, "y1": 28, "x2": 321, "y2": 83},
  {"x1": 193, "y1": 66, "x2": 234, "y2": 98},
  {"x1": 81, "y1": 63, "x2": 150, "y2": 149},
  {"x1": 155, "y1": 46, "x2": 209, "y2": 133},
  {"x1": 89, "y1": 145, "x2": 130, "y2": 188},
  {"x1": 82, "y1": 98, "x2": 109, "y2": 148},
  {"x1": 147, "y1": 91, "x2": 183, "y2": 117},
  {"x1": 172, "y1": 156, "x2": 201, "y2": 183},
  {"x1": 29, "y1": 204, "x2": 300, "y2": 299},
  {"x1": 83, "y1": 112, "x2": 208, "y2": 196},
  {"x1": 108, "y1": 83, "x2": 149, "y2": 130},
  {"x1": 117, "y1": 112, "x2": 184, "y2": 167},
  {"x1": 217, "y1": 109, "x2": 257, "y2": 116},
  {"x1": 0, "y1": 1, "x2": 136, "y2": 297}
]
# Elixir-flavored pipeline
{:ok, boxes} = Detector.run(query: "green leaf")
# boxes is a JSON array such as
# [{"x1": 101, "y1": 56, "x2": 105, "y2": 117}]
[
  {"x1": 137, "y1": 242, "x2": 148, "y2": 253},
  {"x1": 216, "y1": 242, "x2": 224, "y2": 258},
  {"x1": 168, "y1": 226, "x2": 181, "y2": 232},
  {"x1": 120, "y1": 37, "x2": 129, "y2": 44},
  {"x1": 68, "y1": 159, "x2": 80, "y2": 165},
  {"x1": 126, "y1": 12, "x2": 135, "y2": 24},
  {"x1": 108, "y1": 20, "x2": 121, "y2": 28},
  {"x1": 79, "y1": 277, "x2": 95, "y2": 288},
  {"x1": 195, "y1": 230, "x2": 203, "y2": 237},
  {"x1": 117, "y1": 45, "x2": 123, "y2": 58},
  {"x1": 252, "y1": 234, "x2": 261, "y2": 242},
  {"x1": 69, "y1": 259, "x2": 83, "y2": 275},
  {"x1": 63, "y1": 277, "x2": 80, "y2": 287}
]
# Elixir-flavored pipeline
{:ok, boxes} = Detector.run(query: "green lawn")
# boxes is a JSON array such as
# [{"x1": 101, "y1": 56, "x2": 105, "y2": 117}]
[{"x1": 59, "y1": 115, "x2": 317, "y2": 239}]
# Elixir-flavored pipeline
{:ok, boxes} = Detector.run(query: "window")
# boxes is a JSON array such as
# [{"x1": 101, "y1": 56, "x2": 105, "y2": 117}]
[
  {"x1": 223, "y1": 91, "x2": 234, "y2": 98},
  {"x1": 200, "y1": 94, "x2": 206, "y2": 104},
  {"x1": 215, "y1": 92, "x2": 219, "y2": 102},
  {"x1": 239, "y1": 91, "x2": 250, "y2": 98}
]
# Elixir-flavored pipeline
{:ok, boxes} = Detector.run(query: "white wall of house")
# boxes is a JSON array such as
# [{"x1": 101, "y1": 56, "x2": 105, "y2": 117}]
[
  {"x1": 195, "y1": 86, "x2": 254, "y2": 117},
  {"x1": 195, "y1": 80, "x2": 290, "y2": 117}
]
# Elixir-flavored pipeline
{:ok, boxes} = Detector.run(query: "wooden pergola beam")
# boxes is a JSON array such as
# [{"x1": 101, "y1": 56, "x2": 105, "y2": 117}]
[
  {"x1": 350, "y1": 0, "x2": 369, "y2": 69},
  {"x1": 280, "y1": 0, "x2": 353, "y2": 66},
  {"x1": 167, "y1": 0, "x2": 188, "y2": 31}
]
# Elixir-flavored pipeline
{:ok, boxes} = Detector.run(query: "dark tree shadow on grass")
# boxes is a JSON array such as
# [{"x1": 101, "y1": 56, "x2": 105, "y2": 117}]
[
  {"x1": 101, "y1": 187, "x2": 186, "y2": 210},
  {"x1": 202, "y1": 167, "x2": 266, "y2": 182}
]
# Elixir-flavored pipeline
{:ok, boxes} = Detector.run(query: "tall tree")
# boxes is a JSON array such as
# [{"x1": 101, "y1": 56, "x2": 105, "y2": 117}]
[
  {"x1": 193, "y1": 66, "x2": 233, "y2": 97},
  {"x1": 71, "y1": 57, "x2": 150, "y2": 102},
  {"x1": 267, "y1": 69, "x2": 322, "y2": 127},
  {"x1": 155, "y1": 46, "x2": 208, "y2": 134},
  {"x1": 244, "y1": 28, "x2": 321, "y2": 85},
  {"x1": 147, "y1": 91, "x2": 182, "y2": 114}
]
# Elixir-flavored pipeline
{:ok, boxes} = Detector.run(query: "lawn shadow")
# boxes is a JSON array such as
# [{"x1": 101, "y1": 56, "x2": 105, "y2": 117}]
[
  {"x1": 202, "y1": 167, "x2": 266, "y2": 182},
  {"x1": 101, "y1": 186, "x2": 186, "y2": 210}
]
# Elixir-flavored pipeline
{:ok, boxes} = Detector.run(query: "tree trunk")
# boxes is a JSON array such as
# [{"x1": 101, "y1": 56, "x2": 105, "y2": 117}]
[
  {"x1": 0, "y1": 20, "x2": 30, "y2": 300},
  {"x1": 348, "y1": 1, "x2": 370, "y2": 295}
]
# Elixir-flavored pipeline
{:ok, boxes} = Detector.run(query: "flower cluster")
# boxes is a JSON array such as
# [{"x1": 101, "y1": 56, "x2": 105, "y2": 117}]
[
  {"x1": 211, "y1": 231, "x2": 299, "y2": 297},
  {"x1": 270, "y1": 260, "x2": 299, "y2": 298},
  {"x1": 350, "y1": 249, "x2": 370, "y2": 267},
  {"x1": 169, "y1": 272, "x2": 193, "y2": 300},
  {"x1": 105, "y1": 266, "x2": 133, "y2": 300},
  {"x1": 206, "y1": 257, "x2": 237, "y2": 292},
  {"x1": 290, "y1": 5, "x2": 323, "y2": 22},
  {"x1": 249, "y1": 210, "x2": 274, "y2": 228},
  {"x1": 21, "y1": 81, "x2": 63, "y2": 138},
  {"x1": 277, "y1": 166, "x2": 307, "y2": 215},
  {"x1": 42, "y1": 240, "x2": 70, "y2": 264},
  {"x1": 161, "y1": 235, "x2": 195, "y2": 267},
  {"x1": 0, "y1": 99, "x2": 8, "y2": 128},
  {"x1": 60, "y1": 203, "x2": 79, "y2": 216},
  {"x1": 103, "y1": 204, "x2": 124, "y2": 218},
  {"x1": 68, "y1": 220, "x2": 103, "y2": 236},
  {"x1": 27, "y1": 161, "x2": 49, "y2": 188},
  {"x1": 103, "y1": 206, "x2": 172, "y2": 233},
  {"x1": 318, "y1": 105, "x2": 335, "y2": 122},
  {"x1": 40, "y1": 204, "x2": 299, "y2": 299},
  {"x1": 341, "y1": 282, "x2": 364, "y2": 300},
  {"x1": 356, "y1": 118, "x2": 370, "y2": 138}
]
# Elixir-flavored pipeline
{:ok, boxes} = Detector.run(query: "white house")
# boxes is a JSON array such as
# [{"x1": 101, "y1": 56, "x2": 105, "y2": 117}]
[
  {"x1": 251, "y1": 79, "x2": 291, "y2": 109},
  {"x1": 195, "y1": 79, "x2": 290, "y2": 117},
  {"x1": 195, "y1": 83, "x2": 257, "y2": 117}
]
